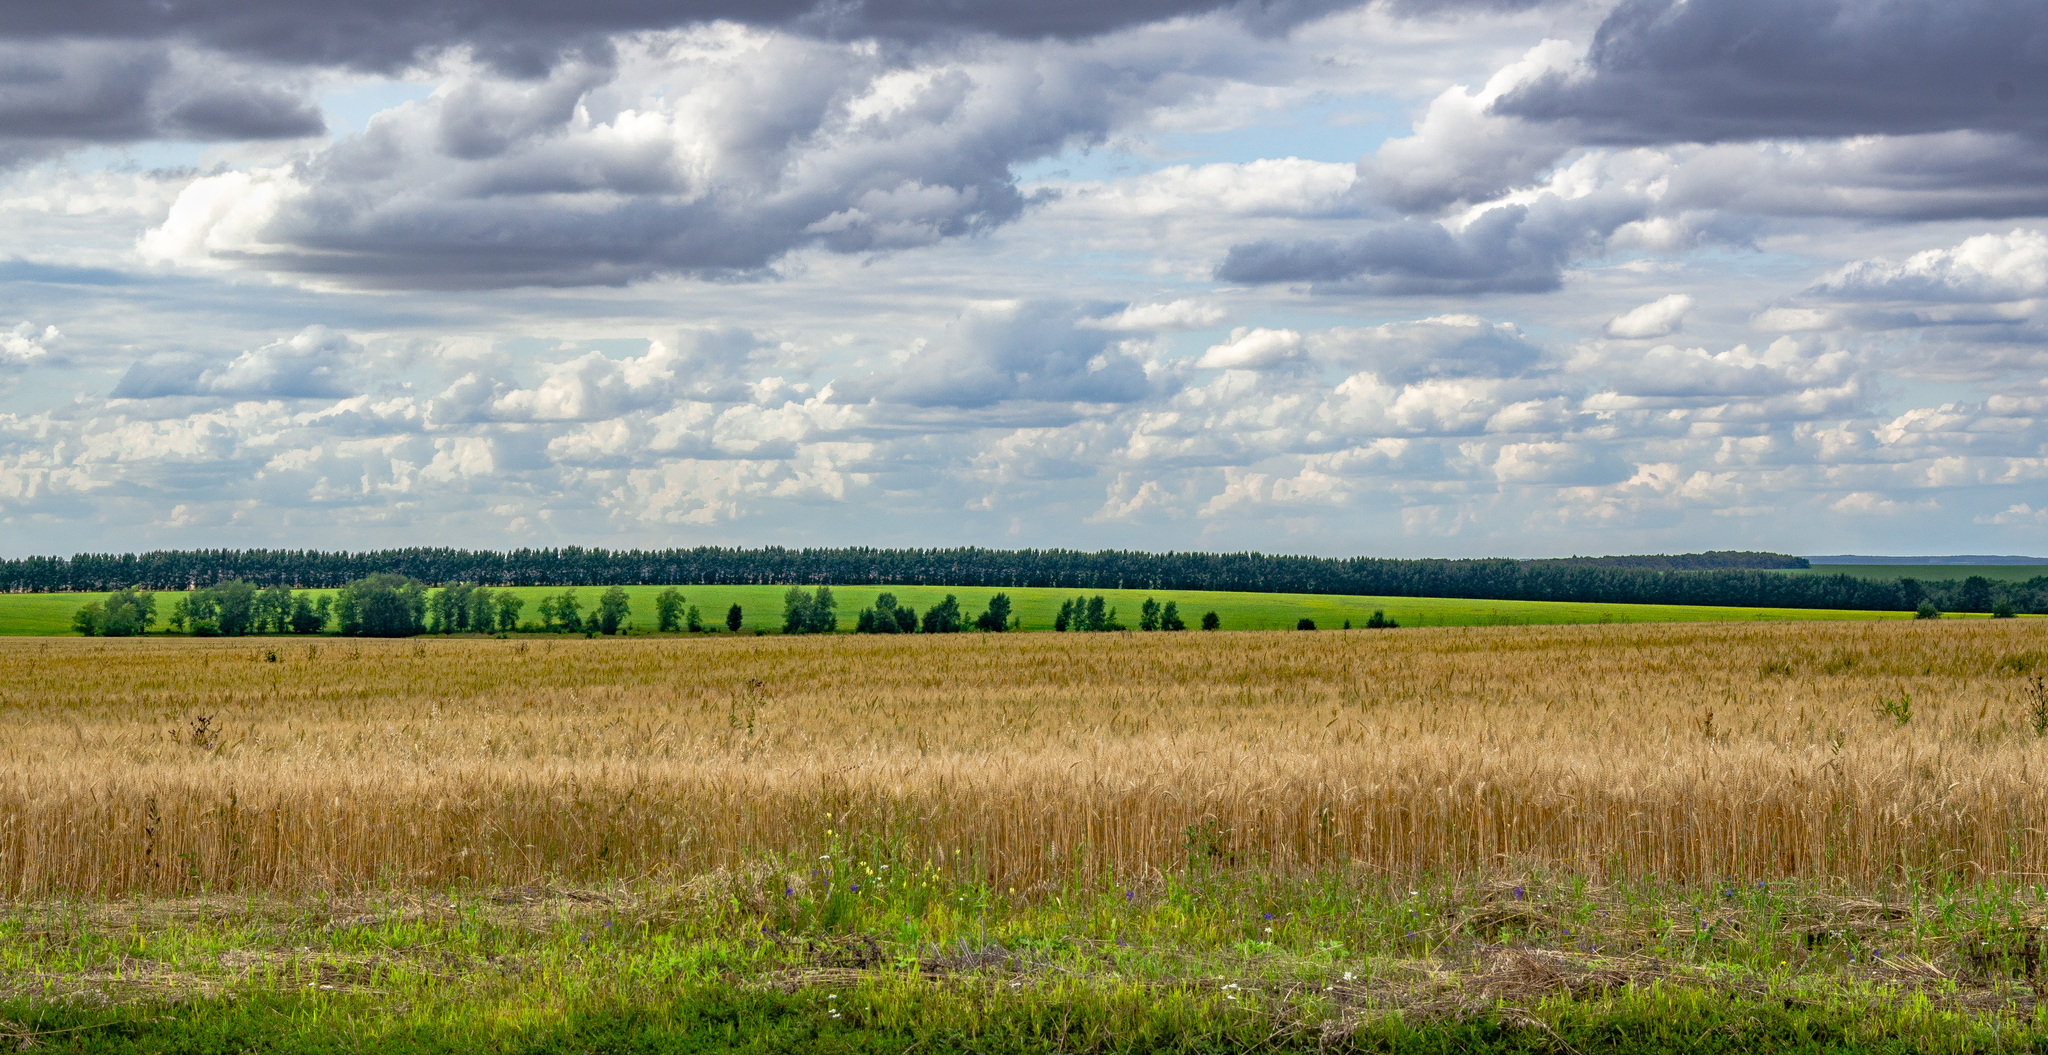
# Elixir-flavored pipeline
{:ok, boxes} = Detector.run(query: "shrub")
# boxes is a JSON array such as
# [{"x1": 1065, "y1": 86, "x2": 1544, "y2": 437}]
[
  {"x1": 1365, "y1": 609, "x2": 1399, "y2": 629},
  {"x1": 1201, "y1": 611, "x2": 1220, "y2": 630},
  {"x1": 1297, "y1": 618, "x2": 1317, "y2": 631},
  {"x1": 686, "y1": 605, "x2": 703, "y2": 632},
  {"x1": 71, "y1": 601, "x2": 103, "y2": 636},
  {"x1": 1139, "y1": 598, "x2": 1160, "y2": 632},
  {"x1": 1160, "y1": 601, "x2": 1185, "y2": 631},
  {"x1": 1915, "y1": 601, "x2": 1941, "y2": 620},
  {"x1": 1993, "y1": 600, "x2": 2016, "y2": 619},
  {"x1": 727, "y1": 603, "x2": 743, "y2": 632}
]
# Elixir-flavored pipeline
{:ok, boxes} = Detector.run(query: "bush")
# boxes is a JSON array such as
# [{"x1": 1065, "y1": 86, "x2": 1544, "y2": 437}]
[
  {"x1": 857, "y1": 593, "x2": 912, "y2": 634},
  {"x1": 1140, "y1": 598, "x2": 1160, "y2": 631},
  {"x1": 1297, "y1": 618, "x2": 1317, "y2": 630},
  {"x1": 1365, "y1": 609, "x2": 1399, "y2": 629},
  {"x1": 1201, "y1": 611, "x2": 1220, "y2": 630},
  {"x1": 1993, "y1": 600, "x2": 2016, "y2": 619},
  {"x1": 727, "y1": 604, "x2": 743, "y2": 632},
  {"x1": 1160, "y1": 601, "x2": 1185, "y2": 631},
  {"x1": 1915, "y1": 601, "x2": 1941, "y2": 620},
  {"x1": 71, "y1": 601, "x2": 102, "y2": 636}
]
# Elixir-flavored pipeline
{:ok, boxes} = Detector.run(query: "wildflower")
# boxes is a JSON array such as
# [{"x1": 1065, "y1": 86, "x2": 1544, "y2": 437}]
[{"x1": 1261, "y1": 912, "x2": 1274, "y2": 920}]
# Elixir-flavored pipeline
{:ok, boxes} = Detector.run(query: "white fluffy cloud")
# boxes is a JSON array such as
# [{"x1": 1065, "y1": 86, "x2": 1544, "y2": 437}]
[{"x1": 1606, "y1": 294, "x2": 1693, "y2": 339}]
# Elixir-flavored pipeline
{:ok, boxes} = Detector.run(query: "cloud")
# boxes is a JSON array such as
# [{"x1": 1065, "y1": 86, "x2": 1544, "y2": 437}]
[
  {"x1": 1830, "y1": 491, "x2": 1938, "y2": 517},
  {"x1": 1605, "y1": 293, "x2": 1692, "y2": 338},
  {"x1": 1495, "y1": 0, "x2": 2048, "y2": 145},
  {"x1": 837, "y1": 300, "x2": 1157, "y2": 409},
  {"x1": 1216, "y1": 189, "x2": 1645, "y2": 294},
  {"x1": 1810, "y1": 229, "x2": 2048, "y2": 303},
  {"x1": 0, "y1": 41, "x2": 323, "y2": 166},
  {"x1": 111, "y1": 325, "x2": 362, "y2": 399},
  {"x1": 1312, "y1": 314, "x2": 1545, "y2": 383},
  {"x1": 1196, "y1": 327, "x2": 1302, "y2": 370},
  {"x1": 1, "y1": 322, "x2": 59, "y2": 367},
  {"x1": 137, "y1": 27, "x2": 1244, "y2": 288},
  {"x1": 1080, "y1": 299, "x2": 1227, "y2": 332}
]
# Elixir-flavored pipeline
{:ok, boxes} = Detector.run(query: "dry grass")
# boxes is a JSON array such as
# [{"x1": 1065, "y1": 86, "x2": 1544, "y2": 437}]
[{"x1": 2, "y1": 621, "x2": 2046, "y2": 897}]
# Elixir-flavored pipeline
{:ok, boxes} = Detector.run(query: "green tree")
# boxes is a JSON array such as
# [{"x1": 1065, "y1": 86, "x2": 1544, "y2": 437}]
[
  {"x1": 727, "y1": 603, "x2": 744, "y2": 633},
  {"x1": 975, "y1": 593, "x2": 1012, "y2": 632},
  {"x1": 685, "y1": 604, "x2": 703, "y2": 632},
  {"x1": 466, "y1": 587, "x2": 496, "y2": 632},
  {"x1": 429, "y1": 587, "x2": 461, "y2": 634},
  {"x1": 655, "y1": 587, "x2": 686, "y2": 632},
  {"x1": 289, "y1": 593, "x2": 326, "y2": 634},
  {"x1": 856, "y1": 592, "x2": 904, "y2": 634},
  {"x1": 495, "y1": 592, "x2": 524, "y2": 632},
  {"x1": 1365, "y1": 609, "x2": 1399, "y2": 629},
  {"x1": 334, "y1": 574, "x2": 428, "y2": 636},
  {"x1": 1160, "y1": 601, "x2": 1185, "y2": 631},
  {"x1": 255, "y1": 584, "x2": 294, "y2": 633},
  {"x1": 596, "y1": 585, "x2": 631, "y2": 634},
  {"x1": 782, "y1": 585, "x2": 837, "y2": 634},
  {"x1": 1915, "y1": 601, "x2": 1941, "y2": 620},
  {"x1": 1201, "y1": 611, "x2": 1220, "y2": 630},
  {"x1": 1139, "y1": 598, "x2": 1160, "y2": 631},
  {"x1": 96, "y1": 588, "x2": 158, "y2": 636},
  {"x1": 1297, "y1": 618, "x2": 1317, "y2": 630},
  {"x1": 1054, "y1": 598, "x2": 1074, "y2": 632},
  {"x1": 554, "y1": 589, "x2": 583, "y2": 633},
  {"x1": 212, "y1": 580, "x2": 258, "y2": 636},
  {"x1": 921, "y1": 594, "x2": 963, "y2": 634},
  {"x1": 72, "y1": 600, "x2": 103, "y2": 636}
]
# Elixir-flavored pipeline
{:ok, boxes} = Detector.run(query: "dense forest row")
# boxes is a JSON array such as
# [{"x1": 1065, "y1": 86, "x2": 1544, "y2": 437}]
[{"x1": 4, "y1": 546, "x2": 2043, "y2": 613}]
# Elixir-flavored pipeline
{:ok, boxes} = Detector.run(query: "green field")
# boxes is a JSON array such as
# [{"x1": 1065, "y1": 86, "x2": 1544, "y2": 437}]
[
  {"x1": 0, "y1": 582, "x2": 1935, "y2": 636},
  {"x1": 1789, "y1": 563, "x2": 2048, "y2": 581}
]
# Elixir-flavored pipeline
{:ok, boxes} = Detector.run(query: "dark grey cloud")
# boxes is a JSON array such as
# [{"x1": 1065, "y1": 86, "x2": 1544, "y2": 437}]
[
  {"x1": 1217, "y1": 193, "x2": 1644, "y2": 294},
  {"x1": 0, "y1": 0, "x2": 1365, "y2": 78},
  {"x1": 835, "y1": 301, "x2": 1158, "y2": 408},
  {"x1": 0, "y1": 41, "x2": 323, "y2": 164},
  {"x1": 1495, "y1": 0, "x2": 2048, "y2": 145}
]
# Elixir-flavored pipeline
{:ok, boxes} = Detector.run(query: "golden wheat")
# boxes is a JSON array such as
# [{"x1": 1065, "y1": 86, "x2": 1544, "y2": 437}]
[{"x1": 1, "y1": 620, "x2": 2044, "y2": 896}]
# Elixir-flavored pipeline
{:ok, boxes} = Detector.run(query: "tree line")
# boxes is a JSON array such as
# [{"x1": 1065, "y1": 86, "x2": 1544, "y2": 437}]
[{"x1": 21, "y1": 546, "x2": 2046, "y2": 614}]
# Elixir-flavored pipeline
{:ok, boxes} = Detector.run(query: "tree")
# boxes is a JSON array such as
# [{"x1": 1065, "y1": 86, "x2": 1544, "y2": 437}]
[
  {"x1": 72, "y1": 600, "x2": 103, "y2": 636},
  {"x1": 289, "y1": 593, "x2": 326, "y2": 634},
  {"x1": 1365, "y1": 609, "x2": 1399, "y2": 629},
  {"x1": 429, "y1": 587, "x2": 461, "y2": 634},
  {"x1": 727, "y1": 603, "x2": 744, "y2": 632},
  {"x1": 686, "y1": 604, "x2": 703, "y2": 632},
  {"x1": 553, "y1": 589, "x2": 584, "y2": 633},
  {"x1": 97, "y1": 588, "x2": 157, "y2": 636},
  {"x1": 1959, "y1": 575, "x2": 1994, "y2": 613},
  {"x1": 1201, "y1": 611, "x2": 1220, "y2": 630},
  {"x1": 213, "y1": 580, "x2": 258, "y2": 636},
  {"x1": 1915, "y1": 601, "x2": 1941, "y2": 620},
  {"x1": 256, "y1": 584, "x2": 294, "y2": 633},
  {"x1": 495, "y1": 592, "x2": 524, "y2": 632},
  {"x1": 655, "y1": 587, "x2": 686, "y2": 632},
  {"x1": 1297, "y1": 618, "x2": 1317, "y2": 630},
  {"x1": 1084, "y1": 596, "x2": 1105, "y2": 632},
  {"x1": 782, "y1": 585, "x2": 837, "y2": 634},
  {"x1": 1139, "y1": 598, "x2": 1160, "y2": 631},
  {"x1": 1993, "y1": 600, "x2": 2017, "y2": 618},
  {"x1": 333, "y1": 574, "x2": 428, "y2": 636},
  {"x1": 895, "y1": 603, "x2": 918, "y2": 633},
  {"x1": 467, "y1": 587, "x2": 496, "y2": 632},
  {"x1": 1160, "y1": 601, "x2": 1185, "y2": 631},
  {"x1": 1054, "y1": 598, "x2": 1074, "y2": 632},
  {"x1": 976, "y1": 593, "x2": 1012, "y2": 632},
  {"x1": 596, "y1": 585, "x2": 631, "y2": 634},
  {"x1": 857, "y1": 592, "x2": 903, "y2": 634},
  {"x1": 922, "y1": 594, "x2": 963, "y2": 633}
]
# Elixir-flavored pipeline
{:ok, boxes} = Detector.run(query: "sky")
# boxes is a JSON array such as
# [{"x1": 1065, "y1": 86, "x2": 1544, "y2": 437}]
[{"x1": 1, "y1": 0, "x2": 2045, "y2": 559}]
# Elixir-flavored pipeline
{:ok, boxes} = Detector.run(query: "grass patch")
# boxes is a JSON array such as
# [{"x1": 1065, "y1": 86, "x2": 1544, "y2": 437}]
[{"x1": 4, "y1": 867, "x2": 2046, "y2": 1053}]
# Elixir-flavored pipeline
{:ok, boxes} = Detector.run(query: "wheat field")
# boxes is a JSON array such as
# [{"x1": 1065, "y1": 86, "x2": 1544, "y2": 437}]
[{"x1": 1, "y1": 620, "x2": 2045, "y2": 897}]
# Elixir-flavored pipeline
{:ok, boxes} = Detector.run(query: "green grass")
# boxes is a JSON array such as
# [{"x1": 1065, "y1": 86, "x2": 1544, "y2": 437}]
[
  {"x1": 6, "y1": 861, "x2": 2047, "y2": 1053},
  {"x1": 0, "y1": 584, "x2": 1932, "y2": 637},
  {"x1": 1788, "y1": 565, "x2": 2048, "y2": 582}
]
